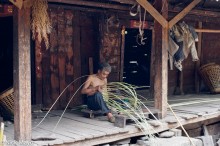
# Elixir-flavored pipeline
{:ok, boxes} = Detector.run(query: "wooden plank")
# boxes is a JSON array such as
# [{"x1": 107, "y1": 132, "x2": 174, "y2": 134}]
[
  {"x1": 169, "y1": 7, "x2": 220, "y2": 18},
  {"x1": 35, "y1": 117, "x2": 105, "y2": 139},
  {"x1": 46, "y1": 117, "x2": 107, "y2": 138},
  {"x1": 73, "y1": 11, "x2": 82, "y2": 106},
  {"x1": 153, "y1": 0, "x2": 168, "y2": 118},
  {"x1": 48, "y1": 0, "x2": 129, "y2": 11},
  {"x1": 33, "y1": 128, "x2": 75, "y2": 143},
  {"x1": 89, "y1": 57, "x2": 94, "y2": 75},
  {"x1": 32, "y1": 128, "x2": 65, "y2": 145},
  {"x1": 13, "y1": 7, "x2": 32, "y2": 140},
  {"x1": 169, "y1": 0, "x2": 201, "y2": 29},
  {"x1": 34, "y1": 40, "x2": 43, "y2": 104},
  {"x1": 136, "y1": 0, "x2": 168, "y2": 28},
  {"x1": 195, "y1": 22, "x2": 202, "y2": 93},
  {"x1": 195, "y1": 28, "x2": 220, "y2": 33},
  {"x1": 49, "y1": 111, "x2": 128, "y2": 133},
  {"x1": 109, "y1": 0, "x2": 136, "y2": 5},
  {"x1": 50, "y1": 115, "x2": 123, "y2": 135},
  {"x1": 33, "y1": 119, "x2": 86, "y2": 141},
  {"x1": 58, "y1": 8, "x2": 67, "y2": 109}
]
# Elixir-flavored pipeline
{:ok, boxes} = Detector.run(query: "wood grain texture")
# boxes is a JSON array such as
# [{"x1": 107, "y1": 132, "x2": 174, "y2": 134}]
[
  {"x1": 13, "y1": 7, "x2": 32, "y2": 141},
  {"x1": 153, "y1": 0, "x2": 168, "y2": 118}
]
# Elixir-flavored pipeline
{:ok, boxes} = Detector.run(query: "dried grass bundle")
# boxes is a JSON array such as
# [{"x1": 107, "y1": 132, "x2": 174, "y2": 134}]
[{"x1": 31, "y1": 0, "x2": 51, "y2": 49}]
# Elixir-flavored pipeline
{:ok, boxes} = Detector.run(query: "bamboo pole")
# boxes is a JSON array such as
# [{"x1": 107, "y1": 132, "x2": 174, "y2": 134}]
[
  {"x1": 0, "y1": 122, "x2": 4, "y2": 144},
  {"x1": 167, "y1": 103, "x2": 195, "y2": 146},
  {"x1": 195, "y1": 28, "x2": 220, "y2": 33}
]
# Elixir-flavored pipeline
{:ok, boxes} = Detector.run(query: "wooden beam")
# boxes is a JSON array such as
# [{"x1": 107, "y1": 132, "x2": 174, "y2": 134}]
[
  {"x1": 152, "y1": 0, "x2": 168, "y2": 118},
  {"x1": 169, "y1": 0, "x2": 201, "y2": 29},
  {"x1": 169, "y1": 7, "x2": 220, "y2": 18},
  {"x1": 195, "y1": 22, "x2": 202, "y2": 93},
  {"x1": 195, "y1": 28, "x2": 220, "y2": 33},
  {"x1": 136, "y1": 0, "x2": 168, "y2": 28},
  {"x1": 48, "y1": 0, "x2": 129, "y2": 11},
  {"x1": 109, "y1": 0, "x2": 136, "y2": 5},
  {"x1": 13, "y1": 7, "x2": 32, "y2": 140}
]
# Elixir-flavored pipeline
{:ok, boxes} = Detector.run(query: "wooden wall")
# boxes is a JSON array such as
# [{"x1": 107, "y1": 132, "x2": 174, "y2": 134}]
[
  {"x1": 33, "y1": 4, "x2": 220, "y2": 109},
  {"x1": 35, "y1": 7, "x2": 76, "y2": 109},
  {"x1": 99, "y1": 15, "x2": 122, "y2": 82},
  {"x1": 34, "y1": 6, "x2": 123, "y2": 109}
]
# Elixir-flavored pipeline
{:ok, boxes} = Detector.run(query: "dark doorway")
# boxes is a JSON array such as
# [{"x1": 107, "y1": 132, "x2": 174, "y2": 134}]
[
  {"x1": 0, "y1": 16, "x2": 13, "y2": 92},
  {"x1": 123, "y1": 28, "x2": 152, "y2": 87}
]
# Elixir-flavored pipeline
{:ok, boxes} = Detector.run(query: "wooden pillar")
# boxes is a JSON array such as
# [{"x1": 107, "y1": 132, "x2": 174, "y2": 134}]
[
  {"x1": 13, "y1": 7, "x2": 32, "y2": 140},
  {"x1": 195, "y1": 22, "x2": 202, "y2": 93},
  {"x1": 152, "y1": 0, "x2": 168, "y2": 118}
]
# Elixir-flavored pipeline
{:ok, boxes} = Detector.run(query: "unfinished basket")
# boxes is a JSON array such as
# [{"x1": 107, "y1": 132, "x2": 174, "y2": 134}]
[
  {"x1": 0, "y1": 88, "x2": 14, "y2": 116},
  {"x1": 199, "y1": 63, "x2": 220, "y2": 93}
]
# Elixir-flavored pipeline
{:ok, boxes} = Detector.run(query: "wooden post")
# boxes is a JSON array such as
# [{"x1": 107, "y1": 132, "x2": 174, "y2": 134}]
[
  {"x1": 152, "y1": 0, "x2": 168, "y2": 118},
  {"x1": 195, "y1": 22, "x2": 203, "y2": 93},
  {"x1": 13, "y1": 7, "x2": 32, "y2": 140},
  {"x1": 120, "y1": 26, "x2": 125, "y2": 81}
]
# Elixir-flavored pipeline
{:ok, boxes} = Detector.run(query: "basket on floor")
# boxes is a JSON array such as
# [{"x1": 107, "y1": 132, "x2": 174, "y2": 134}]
[
  {"x1": 0, "y1": 88, "x2": 14, "y2": 117},
  {"x1": 199, "y1": 63, "x2": 220, "y2": 93}
]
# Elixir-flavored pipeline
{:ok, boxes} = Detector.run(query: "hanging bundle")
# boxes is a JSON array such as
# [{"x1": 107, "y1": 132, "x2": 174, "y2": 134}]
[
  {"x1": 31, "y1": 0, "x2": 52, "y2": 49},
  {"x1": 130, "y1": 3, "x2": 147, "y2": 45}
]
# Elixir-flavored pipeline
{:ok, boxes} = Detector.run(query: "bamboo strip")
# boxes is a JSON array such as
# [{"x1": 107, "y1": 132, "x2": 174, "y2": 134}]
[{"x1": 167, "y1": 103, "x2": 195, "y2": 146}]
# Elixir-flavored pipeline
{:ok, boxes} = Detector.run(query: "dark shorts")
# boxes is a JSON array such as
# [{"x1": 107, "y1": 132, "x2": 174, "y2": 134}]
[{"x1": 87, "y1": 92, "x2": 110, "y2": 114}]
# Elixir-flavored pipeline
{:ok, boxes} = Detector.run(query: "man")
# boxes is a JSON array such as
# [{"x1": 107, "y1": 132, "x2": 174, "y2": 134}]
[{"x1": 81, "y1": 62, "x2": 115, "y2": 123}]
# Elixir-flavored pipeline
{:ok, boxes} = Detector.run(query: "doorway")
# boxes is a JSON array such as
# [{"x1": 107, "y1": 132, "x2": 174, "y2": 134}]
[
  {"x1": 0, "y1": 16, "x2": 13, "y2": 92},
  {"x1": 123, "y1": 28, "x2": 152, "y2": 87}
]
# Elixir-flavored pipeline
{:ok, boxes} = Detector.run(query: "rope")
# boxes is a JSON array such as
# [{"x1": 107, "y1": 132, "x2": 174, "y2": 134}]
[
  {"x1": 33, "y1": 75, "x2": 89, "y2": 129},
  {"x1": 52, "y1": 81, "x2": 87, "y2": 132}
]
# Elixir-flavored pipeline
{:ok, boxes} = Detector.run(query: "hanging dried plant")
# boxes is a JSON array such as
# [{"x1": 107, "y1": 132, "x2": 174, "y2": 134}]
[{"x1": 31, "y1": 0, "x2": 52, "y2": 49}]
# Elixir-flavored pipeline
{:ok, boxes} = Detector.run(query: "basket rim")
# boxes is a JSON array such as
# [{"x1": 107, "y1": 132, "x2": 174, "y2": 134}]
[{"x1": 0, "y1": 87, "x2": 14, "y2": 100}]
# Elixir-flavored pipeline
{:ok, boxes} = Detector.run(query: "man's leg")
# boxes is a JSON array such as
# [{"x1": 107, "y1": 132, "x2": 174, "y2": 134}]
[
  {"x1": 93, "y1": 92, "x2": 110, "y2": 114},
  {"x1": 87, "y1": 92, "x2": 114, "y2": 122}
]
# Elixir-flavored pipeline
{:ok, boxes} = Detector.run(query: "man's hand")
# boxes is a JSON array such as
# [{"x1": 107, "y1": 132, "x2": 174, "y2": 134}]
[
  {"x1": 97, "y1": 86, "x2": 104, "y2": 93},
  {"x1": 87, "y1": 86, "x2": 102, "y2": 96}
]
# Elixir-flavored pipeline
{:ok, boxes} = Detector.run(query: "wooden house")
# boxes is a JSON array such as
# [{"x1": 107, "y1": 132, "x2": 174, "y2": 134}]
[{"x1": 1, "y1": 0, "x2": 220, "y2": 145}]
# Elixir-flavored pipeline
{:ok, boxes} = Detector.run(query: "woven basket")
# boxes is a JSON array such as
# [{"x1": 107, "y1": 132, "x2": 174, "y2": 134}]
[
  {"x1": 199, "y1": 63, "x2": 220, "y2": 93},
  {"x1": 0, "y1": 88, "x2": 14, "y2": 116}
]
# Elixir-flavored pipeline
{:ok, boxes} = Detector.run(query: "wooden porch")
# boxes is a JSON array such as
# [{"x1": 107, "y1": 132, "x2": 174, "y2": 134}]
[{"x1": 3, "y1": 93, "x2": 220, "y2": 146}]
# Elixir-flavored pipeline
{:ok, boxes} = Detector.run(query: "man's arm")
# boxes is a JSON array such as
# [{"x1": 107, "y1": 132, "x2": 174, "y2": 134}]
[{"x1": 81, "y1": 76, "x2": 98, "y2": 96}]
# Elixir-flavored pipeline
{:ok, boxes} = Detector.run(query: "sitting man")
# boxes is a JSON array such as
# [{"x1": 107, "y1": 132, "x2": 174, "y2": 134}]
[{"x1": 81, "y1": 62, "x2": 115, "y2": 123}]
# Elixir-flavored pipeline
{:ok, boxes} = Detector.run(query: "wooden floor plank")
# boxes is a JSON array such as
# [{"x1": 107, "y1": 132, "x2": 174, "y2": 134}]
[
  {"x1": 33, "y1": 119, "x2": 86, "y2": 141},
  {"x1": 32, "y1": 127, "x2": 75, "y2": 144},
  {"x1": 49, "y1": 112, "x2": 128, "y2": 133}
]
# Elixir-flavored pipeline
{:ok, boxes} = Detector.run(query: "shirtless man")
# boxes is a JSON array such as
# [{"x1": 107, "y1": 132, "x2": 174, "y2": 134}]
[{"x1": 81, "y1": 62, "x2": 115, "y2": 123}]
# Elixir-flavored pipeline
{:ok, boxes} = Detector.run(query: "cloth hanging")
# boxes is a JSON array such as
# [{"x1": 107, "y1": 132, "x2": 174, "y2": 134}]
[{"x1": 169, "y1": 22, "x2": 199, "y2": 71}]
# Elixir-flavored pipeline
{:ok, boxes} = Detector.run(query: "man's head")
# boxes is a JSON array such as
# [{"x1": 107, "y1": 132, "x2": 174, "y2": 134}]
[{"x1": 97, "y1": 62, "x2": 111, "y2": 80}]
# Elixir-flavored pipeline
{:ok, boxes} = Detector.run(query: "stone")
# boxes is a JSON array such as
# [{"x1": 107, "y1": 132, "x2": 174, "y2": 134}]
[
  {"x1": 159, "y1": 131, "x2": 175, "y2": 138},
  {"x1": 148, "y1": 120, "x2": 161, "y2": 127},
  {"x1": 137, "y1": 139, "x2": 150, "y2": 146},
  {"x1": 196, "y1": 136, "x2": 214, "y2": 146},
  {"x1": 170, "y1": 129, "x2": 182, "y2": 136},
  {"x1": 114, "y1": 115, "x2": 127, "y2": 128},
  {"x1": 217, "y1": 139, "x2": 220, "y2": 146},
  {"x1": 142, "y1": 137, "x2": 203, "y2": 146}
]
